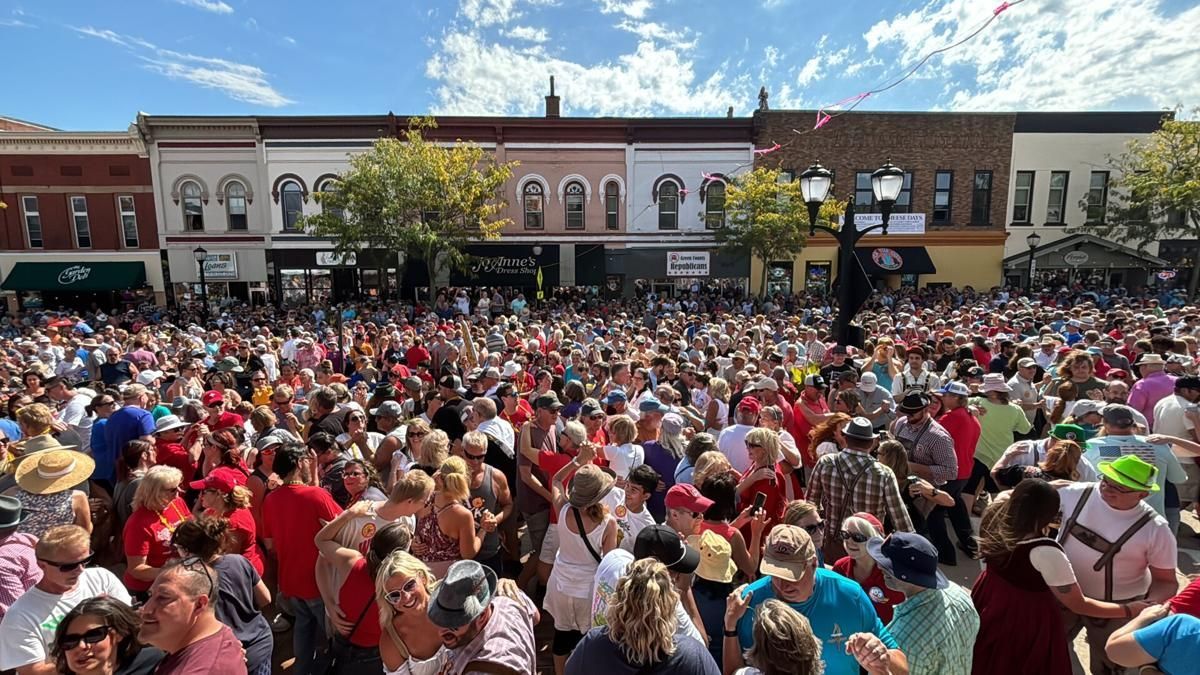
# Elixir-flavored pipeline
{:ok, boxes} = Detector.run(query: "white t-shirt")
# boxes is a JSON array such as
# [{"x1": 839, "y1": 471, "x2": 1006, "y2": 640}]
[
  {"x1": 1026, "y1": 539, "x2": 1078, "y2": 587},
  {"x1": 1057, "y1": 482, "x2": 1177, "y2": 601},
  {"x1": 57, "y1": 390, "x2": 96, "y2": 455},
  {"x1": 0, "y1": 568, "x2": 131, "y2": 670},
  {"x1": 589, "y1": 549, "x2": 704, "y2": 644},
  {"x1": 717, "y1": 424, "x2": 753, "y2": 474},
  {"x1": 992, "y1": 439, "x2": 1098, "y2": 482},
  {"x1": 1153, "y1": 395, "x2": 1195, "y2": 439},
  {"x1": 602, "y1": 487, "x2": 656, "y2": 553},
  {"x1": 602, "y1": 443, "x2": 644, "y2": 479}
]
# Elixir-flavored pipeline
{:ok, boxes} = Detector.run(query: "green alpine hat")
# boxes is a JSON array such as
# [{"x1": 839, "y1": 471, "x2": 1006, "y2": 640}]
[
  {"x1": 1049, "y1": 424, "x2": 1088, "y2": 443},
  {"x1": 1098, "y1": 454, "x2": 1159, "y2": 493}
]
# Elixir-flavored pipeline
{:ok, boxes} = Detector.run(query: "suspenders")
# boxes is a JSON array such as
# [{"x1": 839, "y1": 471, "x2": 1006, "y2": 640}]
[{"x1": 1056, "y1": 486, "x2": 1155, "y2": 601}]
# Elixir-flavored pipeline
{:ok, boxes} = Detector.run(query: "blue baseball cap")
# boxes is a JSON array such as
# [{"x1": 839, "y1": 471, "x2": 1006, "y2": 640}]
[
  {"x1": 602, "y1": 390, "x2": 627, "y2": 404},
  {"x1": 638, "y1": 396, "x2": 670, "y2": 414}
]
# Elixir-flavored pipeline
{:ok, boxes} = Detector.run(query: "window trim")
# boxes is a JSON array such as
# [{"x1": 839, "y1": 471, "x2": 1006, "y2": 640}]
[
  {"x1": 280, "y1": 180, "x2": 305, "y2": 232},
  {"x1": 1012, "y1": 170, "x2": 1035, "y2": 225},
  {"x1": 20, "y1": 195, "x2": 43, "y2": 249},
  {"x1": 604, "y1": 181, "x2": 620, "y2": 231},
  {"x1": 564, "y1": 180, "x2": 585, "y2": 230},
  {"x1": 657, "y1": 180, "x2": 680, "y2": 230},
  {"x1": 523, "y1": 181, "x2": 545, "y2": 230},
  {"x1": 117, "y1": 194, "x2": 139, "y2": 248},
  {"x1": 970, "y1": 170, "x2": 993, "y2": 226},
  {"x1": 1087, "y1": 171, "x2": 1110, "y2": 223},
  {"x1": 933, "y1": 170, "x2": 953, "y2": 225},
  {"x1": 1046, "y1": 171, "x2": 1070, "y2": 225},
  {"x1": 68, "y1": 195, "x2": 92, "y2": 249},
  {"x1": 181, "y1": 180, "x2": 205, "y2": 232},
  {"x1": 894, "y1": 171, "x2": 914, "y2": 214},
  {"x1": 704, "y1": 180, "x2": 726, "y2": 229},
  {"x1": 225, "y1": 181, "x2": 248, "y2": 231}
]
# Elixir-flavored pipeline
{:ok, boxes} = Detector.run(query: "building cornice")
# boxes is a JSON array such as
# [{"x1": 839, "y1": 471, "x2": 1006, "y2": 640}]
[
  {"x1": 0, "y1": 129, "x2": 146, "y2": 156},
  {"x1": 136, "y1": 114, "x2": 261, "y2": 144}
]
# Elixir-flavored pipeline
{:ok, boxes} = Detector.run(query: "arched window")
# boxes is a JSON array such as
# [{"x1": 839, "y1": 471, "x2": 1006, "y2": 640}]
[
  {"x1": 317, "y1": 179, "x2": 344, "y2": 221},
  {"x1": 604, "y1": 181, "x2": 619, "y2": 230},
  {"x1": 181, "y1": 181, "x2": 204, "y2": 231},
  {"x1": 523, "y1": 182, "x2": 544, "y2": 230},
  {"x1": 281, "y1": 181, "x2": 303, "y2": 231},
  {"x1": 564, "y1": 181, "x2": 585, "y2": 230},
  {"x1": 705, "y1": 181, "x2": 725, "y2": 229},
  {"x1": 658, "y1": 181, "x2": 679, "y2": 230},
  {"x1": 226, "y1": 181, "x2": 247, "y2": 231}
]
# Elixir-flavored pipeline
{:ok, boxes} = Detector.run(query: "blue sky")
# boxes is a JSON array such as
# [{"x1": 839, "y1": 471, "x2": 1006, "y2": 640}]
[{"x1": 2, "y1": 0, "x2": 1197, "y2": 130}]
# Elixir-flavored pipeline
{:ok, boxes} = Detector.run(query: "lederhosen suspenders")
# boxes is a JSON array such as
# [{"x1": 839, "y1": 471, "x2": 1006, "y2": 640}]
[{"x1": 1056, "y1": 486, "x2": 1155, "y2": 601}]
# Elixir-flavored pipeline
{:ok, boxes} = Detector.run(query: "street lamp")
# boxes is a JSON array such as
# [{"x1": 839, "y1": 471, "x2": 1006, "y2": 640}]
[
  {"x1": 1025, "y1": 231, "x2": 1042, "y2": 292},
  {"x1": 192, "y1": 246, "x2": 209, "y2": 323},
  {"x1": 799, "y1": 160, "x2": 902, "y2": 346}
]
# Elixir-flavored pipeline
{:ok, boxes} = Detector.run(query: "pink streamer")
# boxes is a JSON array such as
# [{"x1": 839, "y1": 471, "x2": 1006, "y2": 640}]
[
  {"x1": 700, "y1": 172, "x2": 722, "y2": 183},
  {"x1": 994, "y1": 1, "x2": 1010, "y2": 15},
  {"x1": 814, "y1": 111, "x2": 832, "y2": 129},
  {"x1": 753, "y1": 143, "x2": 781, "y2": 155}
]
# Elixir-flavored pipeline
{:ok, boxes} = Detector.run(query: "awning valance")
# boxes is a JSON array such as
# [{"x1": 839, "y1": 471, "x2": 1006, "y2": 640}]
[
  {"x1": 853, "y1": 247, "x2": 937, "y2": 276},
  {"x1": 1, "y1": 262, "x2": 147, "y2": 291}
]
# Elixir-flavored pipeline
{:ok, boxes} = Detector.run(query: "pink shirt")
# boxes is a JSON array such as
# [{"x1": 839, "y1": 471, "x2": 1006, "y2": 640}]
[
  {"x1": 0, "y1": 533, "x2": 42, "y2": 621},
  {"x1": 1128, "y1": 371, "x2": 1177, "y2": 431}
]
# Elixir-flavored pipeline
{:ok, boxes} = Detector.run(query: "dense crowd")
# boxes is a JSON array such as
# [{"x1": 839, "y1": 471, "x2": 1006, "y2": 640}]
[{"x1": 0, "y1": 281, "x2": 1198, "y2": 675}]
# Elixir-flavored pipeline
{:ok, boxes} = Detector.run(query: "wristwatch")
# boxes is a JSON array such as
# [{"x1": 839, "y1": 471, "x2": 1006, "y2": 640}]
[{"x1": 723, "y1": 628, "x2": 739, "y2": 637}]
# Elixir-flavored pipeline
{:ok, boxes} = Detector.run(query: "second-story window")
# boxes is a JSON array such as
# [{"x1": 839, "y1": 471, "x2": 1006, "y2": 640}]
[
  {"x1": 181, "y1": 181, "x2": 204, "y2": 231},
  {"x1": 226, "y1": 182, "x2": 248, "y2": 231},
  {"x1": 658, "y1": 181, "x2": 679, "y2": 230},
  {"x1": 317, "y1": 179, "x2": 345, "y2": 222},
  {"x1": 564, "y1": 181, "x2": 585, "y2": 230},
  {"x1": 21, "y1": 196, "x2": 43, "y2": 248},
  {"x1": 523, "y1": 182, "x2": 544, "y2": 229},
  {"x1": 281, "y1": 181, "x2": 303, "y2": 231},
  {"x1": 705, "y1": 181, "x2": 725, "y2": 229},
  {"x1": 1013, "y1": 171, "x2": 1034, "y2": 224},
  {"x1": 854, "y1": 172, "x2": 873, "y2": 209},
  {"x1": 118, "y1": 195, "x2": 139, "y2": 247},
  {"x1": 933, "y1": 171, "x2": 952, "y2": 224},
  {"x1": 1087, "y1": 171, "x2": 1110, "y2": 223},
  {"x1": 604, "y1": 181, "x2": 619, "y2": 230},
  {"x1": 70, "y1": 196, "x2": 91, "y2": 248},
  {"x1": 971, "y1": 170, "x2": 993, "y2": 226},
  {"x1": 1046, "y1": 171, "x2": 1070, "y2": 224}
]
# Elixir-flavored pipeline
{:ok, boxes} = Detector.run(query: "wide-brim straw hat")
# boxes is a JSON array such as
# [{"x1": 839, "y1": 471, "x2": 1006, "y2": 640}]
[
  {"x1": 11, "y1": 434, "x2": 78, "y2": 466},
  {"x1": 15, "y1": 449, "x2": 95, "y2": 495},
  {"x1": 568, "y1": 464, "x2": 616, "y2": 509}
]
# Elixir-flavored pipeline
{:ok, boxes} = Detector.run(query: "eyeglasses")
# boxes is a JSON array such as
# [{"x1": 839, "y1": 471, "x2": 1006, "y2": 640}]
[
  {"x1": 59, "y1": 626, "x2": 112, "y2": 651},
  {"x1": 1100, "y1": 477, "x2": 1141, "y2": 495},
  {"x1": 800, "y1": 521, "x2": 824, "y2": 535},
  {"x1": 39, "y1": 553, "x2": 94, "y2": 572},
  {"x1": 384, "y1": 578, "x2": 420, "y2": 605},
  {"x1": 179, "y1": 556, "x2": 215, "y2": 597},
  {"x1": 408, "y1": 430, "x2": 427, "y2": 438},
  {"x1": 839, "y1": 530, "x2": 871, "y2": 544}
]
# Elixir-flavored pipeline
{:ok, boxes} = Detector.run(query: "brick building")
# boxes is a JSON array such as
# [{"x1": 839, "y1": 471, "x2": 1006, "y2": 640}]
[
  {"x1": 0, "y1": 129, "x2": 165, "y2": 312},
  {"x1": 752, "y1": 107, "x2": 1015, "y2": 293}
]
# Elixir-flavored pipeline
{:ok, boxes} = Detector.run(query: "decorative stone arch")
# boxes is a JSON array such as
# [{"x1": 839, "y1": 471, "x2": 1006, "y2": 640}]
[
  {"x1": 556, "y1": 174, "x2": 593, "y2": 204},
  {"x1": 271, "y1": 173, "x2": 309, "y2": 204},
  {"x1": 652, "y1": 173, "x2": 686, "y2": 203},
  {"x1": 599, "y1": 174, "x2": 627, "y2": 203},
  {"x1": 215, "y1": 173, "x2": 255, "y2": 205},
  {"x1": 170, "y1": 174, "x2": 209, "y2": 205},
  {"x1": 699, "y1": 172, "x2": 728, "y2": 203},
  {"x1": 516, "y1": 173, "x2": 551, "y2": 198},
  {"x1": 313, "y1": 173, "x2": 341, "y2": 193}
]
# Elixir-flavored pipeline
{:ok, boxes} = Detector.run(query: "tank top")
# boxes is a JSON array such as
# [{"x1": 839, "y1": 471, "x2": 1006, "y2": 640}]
[
  {"x1": 16, "y1": 489, "x2": 75, "y2": 539},
  {"x1": 467, "y1": 465, "x2": 500, "y2": 560},
  {"x1": 339, "y1": 558, "x2": 382, "y2": 648},
  {"x1": 550, "y1": 504, "x2": 611, "y2": 599},
  {"x1": 414, "y1": 497, "x2": 462, "y2": 563}
]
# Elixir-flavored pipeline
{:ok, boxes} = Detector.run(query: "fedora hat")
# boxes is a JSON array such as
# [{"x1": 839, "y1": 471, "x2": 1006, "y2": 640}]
[
  {"x1": 426, "y1": 560, "x2": 497, "y2": 630},
  {"x1": 1135, "y1": 353, "x2": 1165, "y2": 366},
  {"x1": 897, "y1": 391, "x2": 930, "y2": 413},
  {"x1": 0, "y1": 495, "x2": 26, "y2": 529},
  {"x1": 12, "y1": 433, "x2": 77, "y2": 460},
  {"x1": 567, "y1": 464, "x2": 616, "y2": 509},
  {"x1": 1098, "y1": 454, "x2": 1159, "y2": 493},
  {"x1": 15, "y1": 450, "x2": 95, "y2": 495},
  {"x1": 842, "y1": 416, "x2": 878, "y2": 441},
  {"x1": 154, "y1": 414, "x2": 191, "y2": 434}
]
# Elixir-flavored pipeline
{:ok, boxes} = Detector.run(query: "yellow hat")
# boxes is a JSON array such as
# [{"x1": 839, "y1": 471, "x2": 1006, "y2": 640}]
[{"x1": 692, "y1": 530, "x2": 736, "y2": 584}]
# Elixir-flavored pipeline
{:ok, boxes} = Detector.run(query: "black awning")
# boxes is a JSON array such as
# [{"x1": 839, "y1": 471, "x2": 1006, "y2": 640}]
[
  {"x1": 1, "y1": 261, "x2": 147, "y2": 291},
  {"x1": 853, "y1": 247, "x2": 937, "y2": 275}
]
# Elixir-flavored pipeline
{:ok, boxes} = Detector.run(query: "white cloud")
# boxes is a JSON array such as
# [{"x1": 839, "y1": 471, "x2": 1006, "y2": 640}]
[
  {"x1": 244, "y1": 17, "x2": 258, "y2": 31},
  {"x1": 761, "y1": 0, "x2": 789, "y2": 8},
  {"x1": 282, "y1": 35, "x2": 297, "y2": 45},
  {"x1": 863, "y1": 0, "x2": 1200, "y2": 111},
  {"x1": 426, "y1": 31, "x2": 740, "y2": 116},
  {"x1": 763, "y1": 45, "x2": 779, "y2": 69},
  {"x1": 796, "y1": 55, "x2": 821, "y2": 87},
  {"x1": 71, "y1": 25, "x2": 293, "y2": 107},
  {"x1": 791, "y1": 39, "x2": 852, "y2": 89},
  {"x1": 615, "y1": 19, "x2": 696, "y2": 49},
  {"x1": 0, "y1": 18, "x2": 32, "y2": 27},
  {"x1": 504, "y1": 25, "x2": 549, "y2": 42},
  {"x1": 173, "y1": 0, "x2": 234, "y2": 15},
  {"x1": 597, "y1": 0, "x2": 652, "y2": 19},
  {"x1": 460, "y1": 0, "x2": 519, "y2": 26}
]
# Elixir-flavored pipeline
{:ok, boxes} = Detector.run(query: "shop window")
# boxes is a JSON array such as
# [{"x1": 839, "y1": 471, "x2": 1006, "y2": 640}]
[
  {"x1": 310, "y1": 268, "x2": 333, "y2": 305},
  {"x1": 1087, "y1": 171, "x2": 1110, "y2": 223},
  {"x1": 1046, "y1": 171, "x2": 1069, "y2": 224},
  {"x1": 523, "y1": 182, "x2": 544, "y2": 230},
  {"x1": 21, "y1": 196, "x2": 43, "y2": 248},
  {"x1": 564, "y1": 181, "x2": 585, "y2": 230},
  {"x1": 281, "y1": 181, "x2": 304, "y2": 231},
  {"x1": 705, "y1": 182, "x2": 725, "y2": 229},
  {"x1": 604, "y1": 181, "x2": 619, "y2": 230},
  {"x1": 1012, "y1": 171, "x2": 1034, "y2": 224},
  {"x1": 69, "y1": 196, "x2": 92, "y2": 248},
  {"x1": 933, "y1": 171, "x2": 952, "y2": 224},
  {"x1": 181, "y1": 181, "x2": 204, "y2": 231},
  {"x1": 658, "y1": 181, "x2": 679, "y2": 230},
  {"x1": 280, "y1": 269, "x2": 309, "y2": 306},
  {"x1": 118, "y1": 195, "x2": 139, "y2": 248},
  {"x1": 971, "y1": 170, "x2": 992, "y2": 226},
  {"x1": 226, "y1": 182, "x2": 248, "y2": 231}
]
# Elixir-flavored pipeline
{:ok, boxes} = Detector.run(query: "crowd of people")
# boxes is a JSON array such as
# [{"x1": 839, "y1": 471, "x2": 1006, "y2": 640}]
[{"x1": 0, "y1": 280, "x2": 1198, "y2": 675}]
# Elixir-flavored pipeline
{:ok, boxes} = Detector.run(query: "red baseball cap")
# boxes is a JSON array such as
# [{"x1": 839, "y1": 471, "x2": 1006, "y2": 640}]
[
  {"x1": 665, "y1": 484, "x2": 714, "y2": 513},
  {"x1": 201, "y1": 390, "x2": 224, "y2": 406},
  {"x1": 189, "y1": 471, "x2": 236, "y2": 493},
  {"x1": 736, "y1": 396, "x2": 761, "y2": 414}
]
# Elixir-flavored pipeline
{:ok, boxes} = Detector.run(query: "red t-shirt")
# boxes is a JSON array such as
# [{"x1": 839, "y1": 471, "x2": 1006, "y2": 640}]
[
  {"x1": 1169, "y1": 576, "x2": 1200, "y2": 617},
  {"x1": 208, "y1": 411, "x2": 244, "y2": 431},
  {"x1": 340, "y1": 558, "x2": 382, "y2": 648},
  {"x1": 832, "y1": 556, "x2": 906, "y2": 624},
  {"x1": 406, "y1": 345, "x2": 431, "y2": 369},
  {"x1": 156, "y1": 439, "x2": 196, "y2": 479},
  {"x1": 538, "y1": 451, "x2": 575, "y2": 524},
  {"x1": 937, "y1": 406, "x2": 982, "y2": 480},
  {"x1": 262, "y1": 485, "x2": 342, "y2": 599},
  {"x1": 793, "y1": 396, "x2": 830, "y2": 468},
  {"x1": 123, "y1": 497, "x2": 192, "y2": 592},
  {"x1": 208, "y1": 506, "x2": 264, "y2": 576},
  {"x1": 500, "y1": 401, "x2": 532, "y2": 430}
]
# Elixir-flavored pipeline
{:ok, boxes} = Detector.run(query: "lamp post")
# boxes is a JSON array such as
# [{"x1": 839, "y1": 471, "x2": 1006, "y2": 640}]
[
  {"x1": 192, "y1": 246, "x2": 209, "y2": 323},
  {"x1": 800, "y1": 160, "x2": 903, "y2": 347},
  {"x1": 1025, "y1": 232, "x2": 1042, "y2": 293}
]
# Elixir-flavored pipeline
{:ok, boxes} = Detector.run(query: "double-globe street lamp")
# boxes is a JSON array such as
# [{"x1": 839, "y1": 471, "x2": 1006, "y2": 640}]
[
  {"x1": 1025, "y1": 231, "x2": 1042, "y2": 292},
  {"x1": 799, "y1": 160, "x2": 905, "y2": 347},
  {"x1": 192, "y1": 245, "x2": 209, "y2": 323}
]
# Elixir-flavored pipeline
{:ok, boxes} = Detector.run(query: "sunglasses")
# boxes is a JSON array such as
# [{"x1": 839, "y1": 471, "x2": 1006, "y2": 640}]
[
  {"x1": 464, "y1": 452, "x2": 486, "y2": 461},
  {"x1": 408, "y1": 431, "x2": 428, "y2": 438},
  {"x1": 839, "y1": 530, "x2": 871, "y2": 544},
  {"x1": 59, "y1": 626, "x2": 112, "y2": 651},
  {"x1": 39, "y1": 553, "x2": 94, "y2": 572},
  {"x1": 801, "y1": 521, "x2": 824, "y2": 535},
  {"x1": 180, "y1": 556, "x2": 215, "y2": 597},
  {"x1": 384, "y1": 578, "x2": 420, "y2": 605},
  {"x1": 343, "y1": 471, "x2": 366, "y2": 478}
]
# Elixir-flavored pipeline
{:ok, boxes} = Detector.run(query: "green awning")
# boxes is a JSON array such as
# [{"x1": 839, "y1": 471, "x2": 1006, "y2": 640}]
[{"x1": 1, "y1": 262, "x2": 147, "y2": 291}]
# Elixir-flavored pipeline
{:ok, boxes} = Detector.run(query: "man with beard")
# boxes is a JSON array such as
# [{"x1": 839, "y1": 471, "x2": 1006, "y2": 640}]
[{"x1": 427, "y1": 560, "x2": 539, "y2": 675}]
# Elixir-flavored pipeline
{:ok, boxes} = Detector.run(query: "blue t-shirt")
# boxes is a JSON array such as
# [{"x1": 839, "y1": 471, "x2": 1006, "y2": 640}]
[
  {"x1": 90, "y1": 418, "x2": 114, "y2": 482},
  {"x1": 1134, "y1": 614, "x2": 1200, "y2": 675},
  {"x1": 736, "y1": 570, "x2": 897, "y2": 675},
  {"x1": 105, "y1": 407, "x2": 155, "y2": 460}
]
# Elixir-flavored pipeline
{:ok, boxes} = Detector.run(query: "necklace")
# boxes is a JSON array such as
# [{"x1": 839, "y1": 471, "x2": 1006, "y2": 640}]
[{"x1": 157, "y1": 500, "x2": 185, "y2": 533}]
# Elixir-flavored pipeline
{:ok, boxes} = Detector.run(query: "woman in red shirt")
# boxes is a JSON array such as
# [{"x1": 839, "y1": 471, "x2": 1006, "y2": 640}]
[
  {"x1": 192, "y1": 471, "x2": 264, "y2": 576},
  {"x1": 123, "y1": 465, "x2": 192, "y2": 597},
  {"x1": 736, "y1": 428, "x2": 787, "y2": 527},
  {"x1": 202, "y1": 428, "x2": 251, "y2": 487},
  {"x1": 831, "y1": 512, "x2": 906, "y2": 624}
]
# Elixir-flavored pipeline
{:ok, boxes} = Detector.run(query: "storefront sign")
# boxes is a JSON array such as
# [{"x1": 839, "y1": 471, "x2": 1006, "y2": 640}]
[
  {"x1": 666, "y1": 251, "x2": 710, "y2": 277},
  {"x1": 57, "y1": 265, "x2": 92, "y2": 286},
  {"x1": 1157, "y1": 270, "x2": 1177, "y2": 280},
  {"x1": 854, "y1": 213, "x2": 926, "y2": 235},
  {"x1": 316, "y1": 251, "x2": 357, "y2": 266},
  {"x1": 871, "y1": 248, "x2": 904, "y2": 271},
  {"x1": 451, "y1": 244, "x2": 560, "y2": 287},
  {"x1": 1063, "y1": 251, "x2": 1090, "y2": 266},
  {"x1": 202, "y1": 252, "x2": 238, "y2": 280},
  {"x1": 471, "y1": 255, "x2": 538, "y2": 276}
]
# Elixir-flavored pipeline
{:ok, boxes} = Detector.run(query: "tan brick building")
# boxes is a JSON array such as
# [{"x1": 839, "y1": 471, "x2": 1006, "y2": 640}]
[{"x1": 752, "y1": 108, "x2": 1014, "y2": 293}]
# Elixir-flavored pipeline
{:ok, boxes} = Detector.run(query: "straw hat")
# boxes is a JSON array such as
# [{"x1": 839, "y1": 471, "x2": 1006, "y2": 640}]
[
  {"x1": 10, "y1": 434, "x2": 77, "y2": 465},
  {"x1": 567, "y1": 464, "x2": 615, "y2": 509},
  {"x1": 15, "y1": 450, "x2": 95, "y2": 495}
]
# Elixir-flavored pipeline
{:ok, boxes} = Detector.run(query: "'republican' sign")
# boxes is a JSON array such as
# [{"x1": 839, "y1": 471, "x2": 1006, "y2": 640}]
[{"x1": 666, "y1": 251, "x2": 710, "y2": 277}]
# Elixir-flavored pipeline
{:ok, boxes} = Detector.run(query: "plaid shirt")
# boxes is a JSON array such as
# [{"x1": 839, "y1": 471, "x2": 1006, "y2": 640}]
[
  {"x1": 891, "y1": 418, "x2": 959, "y2": 485},
  {"x1": 807, "y1": 449, "x2": 913, "y2": 537},
  {"x1": 887, "y1": 582, "x2": 979, "y2": 675}
]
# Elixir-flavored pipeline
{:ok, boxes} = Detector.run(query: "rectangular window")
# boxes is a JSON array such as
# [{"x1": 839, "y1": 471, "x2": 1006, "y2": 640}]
[
  {"x1": 971, "y1": 171, "x2": 993, "y2": 225},
  {"x1": 893, "y1": 172, "x2": 913, "y2": 214},
  {"x1": 118, "y1": 195, "x2": 139, "y2": 247},
  {"x1": 1087, "y1": 171, "x2": 1110, "y2": 223},
  {"x1": 1046, "y1": 171, "x2": 1069, "y2": 224},
  {"x1": 854, "y1": 172, "x2": 873, "y2": 209},
  {"x1": 70, "y1": 196, "x2": 92, "y2": 248},
  {"x1": 21, "y1": 196, "x2": 43, "y2": 248},
  {"x1": 605, "y1": 188, "x2": 619, "y2": 231},
  {"x1": 705, "y1": 182, "x2": 726, "y2": 229},
  {"x1": 1013, "y1": 171, "x2": 1035, "y2": 224},
  {"x1": 933, "y1": 171, "x2": 952, "y2": 224}
]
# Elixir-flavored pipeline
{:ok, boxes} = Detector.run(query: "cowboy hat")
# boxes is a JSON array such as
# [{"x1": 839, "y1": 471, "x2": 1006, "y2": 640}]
[{"x1": 15, "y1": 450, "x2": 95, "y2": 495}]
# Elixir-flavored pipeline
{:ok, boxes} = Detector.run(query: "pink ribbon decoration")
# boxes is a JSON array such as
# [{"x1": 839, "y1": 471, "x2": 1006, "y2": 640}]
[
  {"x1": 814, "y1": 110, "x2": 832, "y2": 129},
  {"x1": 994, "y1": 1, "x2": 1011, "y2": 15},
  {"x1": 753, "y1": 143, "x2": 781, "y2": 155},
  {"x1": 700, "y1": 172, "x2": 721, "y2": 183}
]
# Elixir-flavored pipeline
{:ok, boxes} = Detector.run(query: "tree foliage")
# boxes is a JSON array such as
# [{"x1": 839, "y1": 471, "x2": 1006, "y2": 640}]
[
  {"x1": 714, "y1": 167, "x2": 846, "y2": 296},
  {"x1": 301, "y1": 117, "x2": 517, "y2": 283},
  {"x1": 1074, "y1": 110, "x2": 1200, "y2": 294}
]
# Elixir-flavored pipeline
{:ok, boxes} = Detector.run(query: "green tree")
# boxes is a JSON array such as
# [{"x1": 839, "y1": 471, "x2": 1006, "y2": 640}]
[
  {"x1": 714, "y1": 167, "x2": 846, "y2": 296},
  {"x1": 301, "y1": 117, "x2": 517, "y2": 296},
  {"x1": 1074, "y1": 110, "x2": 1200, "y2": 296}
]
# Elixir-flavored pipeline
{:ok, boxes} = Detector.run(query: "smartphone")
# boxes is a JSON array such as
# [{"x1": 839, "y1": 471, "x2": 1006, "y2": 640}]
[{"x1": 750, "y1": 492, "x2": 767, "y2": 516}]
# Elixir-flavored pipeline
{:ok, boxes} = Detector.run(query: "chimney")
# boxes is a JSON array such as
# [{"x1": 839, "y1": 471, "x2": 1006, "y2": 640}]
[{"x1": 545, "y1": 76, "x2": 560, "y2": 118}]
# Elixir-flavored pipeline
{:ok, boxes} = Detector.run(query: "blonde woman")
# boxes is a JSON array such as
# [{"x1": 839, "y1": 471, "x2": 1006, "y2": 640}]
[
  {"x1": 603, "y1": 415, "x2": 644, "y2": 480},
  {"x1": 410, "y1": 456, "x2": 480, "y2": 577},
  {"x1": 413, "y1": 429, "x2": 449, "y2": 475},
  {"x1": 830, "y1": 513, "x2": 905, "y2": 624},
  {"x1": 736, "y1": 427, "x2": 786, "y2": 525},
  {"x1": 735, "y1": 599, "x2": 824, "y2": 675},
  {"x1": 692, "y1": 451, "x2": 734, "y2": 490},
  {"x1": 122, "y1": 465, "x2": 191, "y2": 597},
  {"x1": 565, "y1": 558, "x2": 718, "y2": 673},
  {"x1": 375, "y1": 550, "x2": 448, "y2": 675},
  {"x1": 704, "y1": 377, "x2": 730, "y2": 435}
]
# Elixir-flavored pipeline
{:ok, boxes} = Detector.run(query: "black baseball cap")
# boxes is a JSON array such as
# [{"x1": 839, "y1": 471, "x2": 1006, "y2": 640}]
[
  {"x1": 633, "y1": 525, "x2": 699, "y2": 574},
  {"x1": 534, "y1": 392, "x2": 564, "y2": 411}
]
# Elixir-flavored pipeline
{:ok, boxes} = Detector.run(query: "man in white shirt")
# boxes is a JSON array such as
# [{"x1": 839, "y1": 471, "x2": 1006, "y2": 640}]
[
  {"x1": 891, "y1": 346, "x2": 941, "y2": 396},
  {"x1": 1152, "y1": 376, "x2": 1200, "y2": 441},
  {"x1": 1007, "y1": 357, "x2": 1043, "y2": 430},
  {"x1": 45, "y1": 377, "x2": 95, "y2": 456},
  {"x1": 0, "y1": 525, "x2": 131, "y2": 675},
  {"x1": 1083, "y1": 404, "x2": 1187, "y2": 520},
  {"x1": 718, "y1": 397, "x2": 760, "y2": 473}
]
